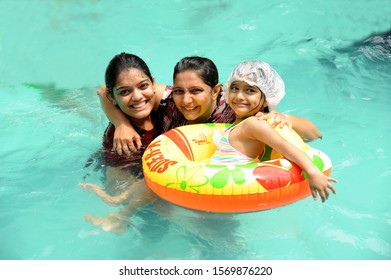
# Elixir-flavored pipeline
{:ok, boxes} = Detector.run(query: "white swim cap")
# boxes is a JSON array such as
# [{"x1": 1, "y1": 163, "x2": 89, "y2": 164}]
[{"x1": 224, "y1": 60, "x2": 285, "y2": 111}]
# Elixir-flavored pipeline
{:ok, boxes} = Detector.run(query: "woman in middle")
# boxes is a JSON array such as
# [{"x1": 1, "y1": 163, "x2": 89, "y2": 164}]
[{"x1": 98, "y1": 56, "x2": 322, "y2": 156}]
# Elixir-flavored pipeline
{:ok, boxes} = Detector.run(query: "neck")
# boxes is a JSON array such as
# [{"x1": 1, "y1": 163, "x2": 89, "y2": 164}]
[{"x1": 130, "y1": 116, "x2": 154, "y2": 130}]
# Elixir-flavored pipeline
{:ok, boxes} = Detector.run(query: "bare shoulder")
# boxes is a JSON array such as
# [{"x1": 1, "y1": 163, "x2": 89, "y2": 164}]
[
  {"x1": 244, "y1": 117, "x2": 270, "y2": 130},
  {"x1": 153, "y1": 84, "x2": 167, "y2": 110},
  {"x1": 155, "y1": 84, "x2": 167, "y2": 94}
]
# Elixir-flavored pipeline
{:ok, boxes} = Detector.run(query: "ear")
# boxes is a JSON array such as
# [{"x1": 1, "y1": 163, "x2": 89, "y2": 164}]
[
  {"x1": 211, "y1": 84, "x2": 221, "y2": 100},
  {"x1": 152, "y1": 77, "x2": 156, "y2": 94},
  {"x1": 260, "y1": 99, "x2": 268, "y2": 112},
  {"x1": 259, "y1": 99, "x2": 269, "y2": 112}
]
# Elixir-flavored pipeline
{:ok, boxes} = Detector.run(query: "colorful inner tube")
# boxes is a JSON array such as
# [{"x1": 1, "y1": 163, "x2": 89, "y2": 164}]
[{"x1": 142, "y1": 122, "x2": 332, "y2": 213}]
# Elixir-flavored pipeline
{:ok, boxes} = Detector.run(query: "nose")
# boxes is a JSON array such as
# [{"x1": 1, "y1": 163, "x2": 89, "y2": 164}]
[
  {"x1": 182, "y1": 92, "x2": 193, "y2": 104},
  {"x1": 131, "y1": 89, "x2": 143, "y2": 101},
  {"x1": 234, "y1": 89, "x2": 245, "y2": 100}
]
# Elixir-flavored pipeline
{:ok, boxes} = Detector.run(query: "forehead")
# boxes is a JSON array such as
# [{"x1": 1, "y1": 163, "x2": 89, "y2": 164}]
[
  {"x1": 174, "y1": 70, "x2": 205, "y2": 86},
  {"x1": 116, "y1": 68, "x2": 149, "y2": 85},
  {"x1": 230, "y1": 80, "x2": 257, "y2": 88}
]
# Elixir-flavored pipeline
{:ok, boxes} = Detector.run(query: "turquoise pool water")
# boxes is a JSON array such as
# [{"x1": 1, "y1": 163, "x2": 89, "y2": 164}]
[{"x1": 0, "y1": 0, "x2": 390, "y2": 260}]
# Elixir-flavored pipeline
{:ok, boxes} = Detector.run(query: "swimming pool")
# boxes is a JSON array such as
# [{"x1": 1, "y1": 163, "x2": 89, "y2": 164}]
[{"x1": 0, "y1": 0, "x2": 390, "y2": 260}]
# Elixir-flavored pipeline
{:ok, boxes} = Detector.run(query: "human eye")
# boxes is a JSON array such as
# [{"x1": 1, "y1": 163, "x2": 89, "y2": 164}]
[
  {"x1": 229, "y1": 85, "x2": 239, "y2": 92},
  {"x1": 118, "y1": 89, "x2": 131, "y2": 96},
  {"x1": 139, "y1": 83, "x2": 149, "y2": 90},
  {"x1": 173, "y1": 88, "x2": 184, "y2": 95},
  {"x1": 191, "y1": 88, "x2": 203, "y2": 94},
  {"x1": 246, "y1": 87, "x2": 257, "y2": 94}
]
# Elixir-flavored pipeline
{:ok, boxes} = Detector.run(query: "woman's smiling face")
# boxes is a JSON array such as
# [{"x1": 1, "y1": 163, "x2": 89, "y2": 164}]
[
  {"x1": 172, "y1": 70, "x2": 219, "y2": 123},
  {"x1": 112, "y1": 68, "x2": 156, "y2": 121}
]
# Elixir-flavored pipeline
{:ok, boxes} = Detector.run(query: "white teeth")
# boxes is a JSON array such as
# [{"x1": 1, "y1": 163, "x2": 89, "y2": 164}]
[{"x1": 131, "y1": 101, "x2": 147, "y2": 108}]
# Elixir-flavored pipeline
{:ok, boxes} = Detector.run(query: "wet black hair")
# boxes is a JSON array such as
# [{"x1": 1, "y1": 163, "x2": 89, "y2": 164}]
[
  {"x1": 105, "y1": 52, "x2": 152, "y2": 97},
  {"x1": 173, "y1": 56, "x2": 219, "y2": 88}
]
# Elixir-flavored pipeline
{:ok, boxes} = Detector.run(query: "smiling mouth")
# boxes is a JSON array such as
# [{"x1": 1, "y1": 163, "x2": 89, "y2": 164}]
[
  {"x1": 233, "y1": 103, "x2": 248, "y2": 107},
  {"x1": 131, "y1": 100, "x2": 148, "y2": 109},
  {"x1": 183, "y1": 106, "x2": 198, "y2": 112}
]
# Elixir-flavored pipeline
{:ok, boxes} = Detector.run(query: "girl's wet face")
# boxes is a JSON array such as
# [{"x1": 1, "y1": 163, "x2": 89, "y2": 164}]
[
  {"x1": 228, "y1": 81, "x2": 267, "y2": 118},
  {"x1": 172, "y1": 70, "x2": 219, "y2": 123},
  {"x1": 112, "y1": 68, "x2": 155, "y2": 121}
]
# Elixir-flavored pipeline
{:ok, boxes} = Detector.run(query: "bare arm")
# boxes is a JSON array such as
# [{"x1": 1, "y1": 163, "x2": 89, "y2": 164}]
[
  {"x1": 284, "y1": 114, "x2": 322, "y2": 142},
  {"x1": 246, "y1": 119, "x2": 336, "y2": 202},
  {"x1": 254, "y1": 111, "x2": 322, "y2": 142},
  {"x1": 79, "y1": 182, "x2": 130, "y2": 206}
]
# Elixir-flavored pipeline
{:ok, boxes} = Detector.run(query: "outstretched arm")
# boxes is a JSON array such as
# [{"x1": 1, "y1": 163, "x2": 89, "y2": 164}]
[
  {"x1": 284, "y1": 114, "x2": 322, "y2": 142},
  {"x1": 247, "y1": 119, "x2": 336, "y2": 202},
  {"x1": 80, "y1": 182, "x2": 130, "y2": 206},
  {"x1": 254, "y1": 111, "x2": 322, "y2": 142}
]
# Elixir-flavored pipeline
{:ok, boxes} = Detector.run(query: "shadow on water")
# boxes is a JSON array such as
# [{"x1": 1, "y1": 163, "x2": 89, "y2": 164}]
[
  {"x1": 22, "y1": 82, "x2": 101, "y2": 120},
  {"x1": 336, "y1": 29, "x2": 391, "y2": 61},
  {"x1": 318, "y1": 29, "x2": 391, "y2": 71},
  {"x1": 316, "y1": 29, "x2": 391, "y2": 103}
]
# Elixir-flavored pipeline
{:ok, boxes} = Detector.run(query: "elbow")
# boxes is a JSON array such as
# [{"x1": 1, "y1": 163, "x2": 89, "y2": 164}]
[{"x1": 302, "y1": 130, "x2": 322, "y2": 142}]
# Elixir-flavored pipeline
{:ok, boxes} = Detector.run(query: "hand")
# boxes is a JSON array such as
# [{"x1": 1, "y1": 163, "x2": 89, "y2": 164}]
[
  {"x1": 96, "y1": 85, "x2": 107, "y2": 97},
  {"x1": 79, "y1": 182, "x2": 92, "y2": 191},
  {"x1": 113, "y1": 123, "x2": 142, "y2": 156},
  {"x1": 308, "y1": 172, "x2": 337, "y2": 203},
  {"x1": 84, "y1": 213, "x2": 130, "y2": 234},
  {"x1": 255, "y1": 111, "x2": 292, "y2": 130}
]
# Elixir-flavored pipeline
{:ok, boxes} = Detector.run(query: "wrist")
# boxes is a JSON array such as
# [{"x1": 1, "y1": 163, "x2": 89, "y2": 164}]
[{"x1": 306, "y1": 166, "x2": 321, "y2": 177}]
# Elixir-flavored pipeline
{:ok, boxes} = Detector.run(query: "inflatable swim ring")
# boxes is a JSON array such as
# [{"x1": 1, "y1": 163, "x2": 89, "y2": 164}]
[{"x1": 142, "y1": 121, "x2": 332, "y2": 213}]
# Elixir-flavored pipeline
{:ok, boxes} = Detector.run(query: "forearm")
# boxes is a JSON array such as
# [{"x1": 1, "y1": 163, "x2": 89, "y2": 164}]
[
  {"x1": 254, "y1": 120, "x2": 320, "y2": 174},
  {"x1": 278, "y1": 143, "x2": 320, "y2": 175},
  {"x1": 89, "y1": 184, "x2": 129, "y2": 206},
  {"x1": 284, "y1": 114, "x2": 322, "y2": 142}
]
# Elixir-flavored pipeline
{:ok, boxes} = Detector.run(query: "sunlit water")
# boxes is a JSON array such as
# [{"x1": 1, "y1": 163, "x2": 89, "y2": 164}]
[{"x1": 0, "y1": 0, "x2": 390, "y2": 260}]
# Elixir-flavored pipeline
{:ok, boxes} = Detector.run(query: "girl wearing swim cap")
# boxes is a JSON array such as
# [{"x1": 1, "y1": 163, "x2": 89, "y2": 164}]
[{"x1": 210, "y1": 60, "x2": 337, "y2": 202}]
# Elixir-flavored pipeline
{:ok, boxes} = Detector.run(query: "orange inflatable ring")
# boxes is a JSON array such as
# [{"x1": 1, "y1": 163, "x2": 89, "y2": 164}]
[{"x1": 142, "y1": 121, "x2": 332, "y2": 213}]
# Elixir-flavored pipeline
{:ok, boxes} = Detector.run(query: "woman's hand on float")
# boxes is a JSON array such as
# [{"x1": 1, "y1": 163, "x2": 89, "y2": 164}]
[
  {"x1": 113, "y1": 123, "x2": 142, "y2": 156},
  {"x1": 255, "y1": 111, "x2": 292, "y2": 130}
]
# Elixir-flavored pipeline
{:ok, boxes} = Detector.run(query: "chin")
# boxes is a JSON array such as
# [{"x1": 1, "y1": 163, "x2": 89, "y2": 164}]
[
  {"x1": 181, "y1": 111, "x2": 199, "y2": 121},
  {"x1": 130, "y1": 111, "x2": 152, "y2": 119}
]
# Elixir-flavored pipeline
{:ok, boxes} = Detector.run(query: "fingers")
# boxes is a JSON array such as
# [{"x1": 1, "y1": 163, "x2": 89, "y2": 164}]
[
  {"x1": 327, "y1": 176, "x2": 337, "y2": 194},
  {"x1": 79, "y1": 182, "x2": 93, "y2": 190},
  {"x1": 328, "y1": 177, "x2": 337, "y2": 183},
  {"x1": 311, "y1": 189, "x2": 318, "y2": 201},
  {"x1": 112, "y1": 138, "x2": 140, "y2": 156},
  {"x1": 328, "y1": 183, "x2": 337, "y2": 195},
  {"x1": 135, "y1": 138, "x2": 143, "y2": 150},
  {"x1": 315, "y1": 181, "x2": 337, "y2": 203},
  {"x1": 112, "y1": 139, "x2": 122, "y2": 156},
  {"x1": 96, "y1": 85, "x2": 107, "y2": 96},
  {"x1": 319, "y1": 188, "x2": 329, "y2": 203},
  {"x1": 254, "y1": 112, "x2": 266, "y2": 119}
]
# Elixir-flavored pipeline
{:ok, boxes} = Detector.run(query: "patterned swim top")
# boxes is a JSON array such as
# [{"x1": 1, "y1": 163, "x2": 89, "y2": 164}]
[{"x1": 209, "y1": 119, "x2": 259, "y2": 165}]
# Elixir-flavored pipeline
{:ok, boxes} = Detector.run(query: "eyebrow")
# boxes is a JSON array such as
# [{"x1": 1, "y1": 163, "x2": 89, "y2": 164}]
[{"x1": 114, "y1": 79, "x2": 150, "y2": 91}]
